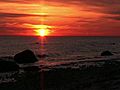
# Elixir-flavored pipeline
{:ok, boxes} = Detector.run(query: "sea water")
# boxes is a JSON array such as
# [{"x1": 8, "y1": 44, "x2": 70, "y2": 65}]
[
  {"x1": 0, "y1": 36, "x2": 120, "y2": 66},
  {"x1": 1, "y1": 36, "x2": 120, "y2": 87}
]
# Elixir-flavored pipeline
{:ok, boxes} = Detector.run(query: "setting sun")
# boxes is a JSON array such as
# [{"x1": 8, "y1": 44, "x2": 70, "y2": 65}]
[
  {"x1": 36, "y1": 29, "x2": 49, "y2": 36},
  {"x1": 39, "y1": 29, "x2": 46, "y2": 36},
  {"x1": 33, "y1": 25, "x2": 52, "y2": 36}
]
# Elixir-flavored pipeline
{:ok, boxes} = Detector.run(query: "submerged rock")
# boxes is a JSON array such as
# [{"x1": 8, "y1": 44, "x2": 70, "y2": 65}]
[
  {"x1": 23, "y1": 66, "x2": 40, "y2": 71},
  {"x1": 0, "y1": 60, "x2": 19, "y2": 72},
  {"x1": 0, "y1": 56, "x2": 14, "y2": 61},
  {"x1": 35, "y1": 42, "x2": 39, "y2": 44},
  {"x1": 37, "y1": 54, "x2": 49, "y2": 58},
  {"x1": 101, "y1": 51, "x2": 113, "y2": 56},
  {"x1": 14, "y1": 49, "x2": 38, "y2": 64}
]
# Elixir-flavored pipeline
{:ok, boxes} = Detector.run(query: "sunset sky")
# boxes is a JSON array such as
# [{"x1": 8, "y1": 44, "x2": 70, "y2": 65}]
[{"x1": 0, "y1": 0, "x2": 120, "y2": 36}]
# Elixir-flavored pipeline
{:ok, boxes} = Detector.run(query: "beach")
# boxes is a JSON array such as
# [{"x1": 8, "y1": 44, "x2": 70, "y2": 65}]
[
  {"x1": 1, "y1": 57, "x2": 120, "y2": 90},
  {"x1": 1, "y1": 0, "x2": 120, "y2": 89},
  {"x1": 0, "y1": 36, "x2": 120, "y2": 90}
]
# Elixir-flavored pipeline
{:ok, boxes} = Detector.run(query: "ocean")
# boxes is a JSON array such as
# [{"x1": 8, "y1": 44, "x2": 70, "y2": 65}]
[
  {"x1": 0, "y1": 36, "x2": 120, "y2": 66},
  {"x1": 1, "y1": 36, "x2": 120, "y2": 90}
]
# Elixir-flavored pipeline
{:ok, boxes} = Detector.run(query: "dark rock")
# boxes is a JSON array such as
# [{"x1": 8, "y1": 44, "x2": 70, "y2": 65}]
[
  {"x1": 0, "y1": 60, "x2": 19, "y2": 72},
  {"x1": 0, "y1": 56, "x2": 14, "y2": 61},
  {"x1": 35, "y1": 42, "x2": 39, "y2": 44},
  {"x1": 23, "y1": 66, "x2": 40, "y2": 71},
  {"x1": 37, "y1": 54, "x2": 49, "y2": 58},
  {"x1": 14, "y1": 49, "x2": 38, "y2": 64},
  {"x1": 101, "y1": 51, "x2": 113, "y2": 56},
  {"x1": 112, "y1": 43, "x2": 115, "y2": 45}
]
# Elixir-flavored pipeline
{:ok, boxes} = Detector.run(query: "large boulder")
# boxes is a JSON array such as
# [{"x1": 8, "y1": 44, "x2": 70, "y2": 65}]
[
  {"x1": 0, "y1": 60, "x2": 19, "y2": 72},
  {"x1": 101, "y1": 51, "x2": 113, "y2": 56},
  {"x1": 14, "y1": 50, "x2": 38, "y2": 64}
]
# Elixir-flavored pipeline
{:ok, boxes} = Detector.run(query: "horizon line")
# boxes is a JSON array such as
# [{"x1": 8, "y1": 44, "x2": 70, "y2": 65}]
[{"x1": 0, "y1": 35, "x2": 120, "y2": 37}]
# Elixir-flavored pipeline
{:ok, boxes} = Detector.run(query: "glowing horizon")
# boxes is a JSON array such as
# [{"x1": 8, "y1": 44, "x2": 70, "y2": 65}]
[
  {"x1": 33, "y1": 25, "x2": 52, "y2": 36},
  {"x1": 0, "y1": 1, "x2": 120, "y2": 36}
]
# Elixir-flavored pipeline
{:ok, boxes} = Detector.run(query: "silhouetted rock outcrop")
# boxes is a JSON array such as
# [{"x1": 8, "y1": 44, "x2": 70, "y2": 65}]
[
  {"x1": 0, "y1": 60, "x2": 19, "y2": 72},
  {"x1": 14, "y1": 49, "x2": 38, "y2": 64},
  {"x1": 101, "y1": 51, "x2": 113, "y2": 56}
]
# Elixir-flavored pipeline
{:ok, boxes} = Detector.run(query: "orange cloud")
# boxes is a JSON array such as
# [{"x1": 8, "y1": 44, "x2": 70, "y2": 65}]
[{"x1": 0, "y1": 0, "x2": 120, "y2": 36}]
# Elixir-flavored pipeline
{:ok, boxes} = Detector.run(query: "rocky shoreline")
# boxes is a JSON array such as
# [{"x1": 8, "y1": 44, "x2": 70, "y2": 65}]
[{"x1": 0, "y1": 50, "x2": 120, "y2": 90}]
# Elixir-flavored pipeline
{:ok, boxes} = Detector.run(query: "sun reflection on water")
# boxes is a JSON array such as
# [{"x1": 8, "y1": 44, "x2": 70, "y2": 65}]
[{"x1": 39, "y1": 36, "x2": 46, "y2": 90}]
